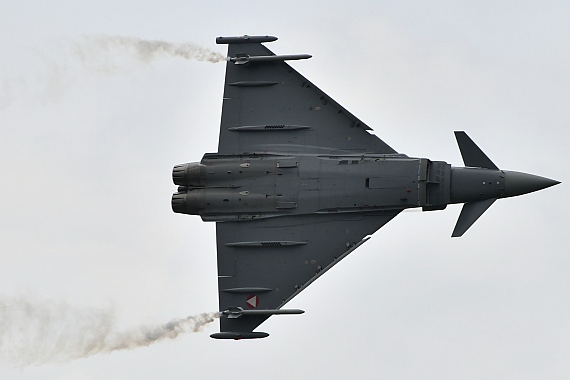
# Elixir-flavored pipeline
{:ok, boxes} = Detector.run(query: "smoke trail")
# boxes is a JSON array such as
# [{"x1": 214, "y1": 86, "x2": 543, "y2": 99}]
[
  {"x1": 74, "y1": 35, "x2": 226, "y2": 65},
  {"x1": 0, "y1": 296, "x2": 219, "y2": 367},
  {"x1": 1, "y1": 35, "x2": 225, "y2": 109}
]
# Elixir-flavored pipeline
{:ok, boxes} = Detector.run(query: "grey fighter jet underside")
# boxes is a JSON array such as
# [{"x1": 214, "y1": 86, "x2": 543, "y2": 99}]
[{"x1": 171, "y1": 35, "x2": 560, "y2": 340}]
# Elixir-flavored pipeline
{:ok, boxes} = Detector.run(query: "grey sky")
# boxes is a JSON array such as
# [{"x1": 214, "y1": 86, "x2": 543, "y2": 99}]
[{"x1": 0, "y1": 1, "x2": 568, "y2": 379}]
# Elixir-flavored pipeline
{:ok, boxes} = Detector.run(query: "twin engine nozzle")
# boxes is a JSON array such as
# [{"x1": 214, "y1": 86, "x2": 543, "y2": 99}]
[{"x1": 171, "y1": 162, "x2": 206, "y2": 215}]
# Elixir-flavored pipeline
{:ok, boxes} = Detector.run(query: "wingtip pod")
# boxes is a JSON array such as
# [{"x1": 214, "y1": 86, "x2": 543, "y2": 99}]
[
  {"x1": 210, "y1": 331, "x2": 269, "y2": 340},
  {"x1": 216, "y1": 35, "x2": 278, "y2": 44}
]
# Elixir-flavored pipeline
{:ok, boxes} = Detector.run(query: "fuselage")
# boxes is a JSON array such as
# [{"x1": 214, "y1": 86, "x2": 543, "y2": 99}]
[{"x1": 172, "y1": 153, "x2": 453, "y2": 220}]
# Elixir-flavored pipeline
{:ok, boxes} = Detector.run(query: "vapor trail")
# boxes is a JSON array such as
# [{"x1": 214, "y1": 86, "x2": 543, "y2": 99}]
[
  {"x1": 1, "y1": 35, "x2": 225, "y2": 108},
  {"x1": 75, "y1": 35, "x2": 226, "y2": 64},
  {"x1": 0, "y1": 296, "x2": 219, "y2": 367}
]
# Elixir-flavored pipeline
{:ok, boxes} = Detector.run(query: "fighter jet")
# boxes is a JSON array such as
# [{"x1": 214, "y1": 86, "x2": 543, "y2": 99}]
[{"x1": 171, "y1": 35, "x2": 559, "y2": 340}]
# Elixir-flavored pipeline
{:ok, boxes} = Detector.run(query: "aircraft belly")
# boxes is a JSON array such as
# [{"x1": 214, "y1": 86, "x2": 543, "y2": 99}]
[
  {"x1": 170, "y1": 36, "x2": 559, "y2": 338},
  {"x1": 191, "y1": 155, "x2": 428, "y2": 220}
]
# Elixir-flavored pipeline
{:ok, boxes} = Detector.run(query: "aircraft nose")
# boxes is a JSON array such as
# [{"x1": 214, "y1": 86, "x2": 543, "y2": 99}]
[{"x1": 502, "y1": 170, "x2": 560, "y2": 198}]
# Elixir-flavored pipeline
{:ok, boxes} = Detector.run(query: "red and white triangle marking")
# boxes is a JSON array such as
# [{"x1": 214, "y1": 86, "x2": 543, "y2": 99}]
[{"x1": 246, "y1": 295, "x2": 259, "y2": 308}]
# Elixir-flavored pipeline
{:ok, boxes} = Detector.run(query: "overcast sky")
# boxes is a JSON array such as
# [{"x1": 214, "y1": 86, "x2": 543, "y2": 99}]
[{"x1": 0, "y1": 1, "x2": 568, "y2": 379}]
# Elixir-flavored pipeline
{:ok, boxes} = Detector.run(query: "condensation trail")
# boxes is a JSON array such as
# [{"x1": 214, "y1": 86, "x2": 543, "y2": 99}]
[
  {"x1": 1, "y1": 35, "x2": 225, "y2": 108},
  {"x1": 0, "y1": 296, "x2": 219, "y2": 367},
  {"x1": 75, "y1": 35, "x2": 226, "y2": 64}
]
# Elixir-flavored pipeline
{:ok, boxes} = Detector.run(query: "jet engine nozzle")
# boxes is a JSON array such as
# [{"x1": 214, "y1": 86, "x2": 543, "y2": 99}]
[
  {"x1": 171, "y1": 189, "x2": 205, "y2": 215},
  {"x1": 172, "y1": 162, "x2": 206, "y2": 187}
]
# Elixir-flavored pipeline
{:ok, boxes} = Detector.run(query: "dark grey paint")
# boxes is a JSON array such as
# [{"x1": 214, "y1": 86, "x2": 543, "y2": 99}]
[{"x1": 171, "y1": 36, "x2": 560, "y2": 339}]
